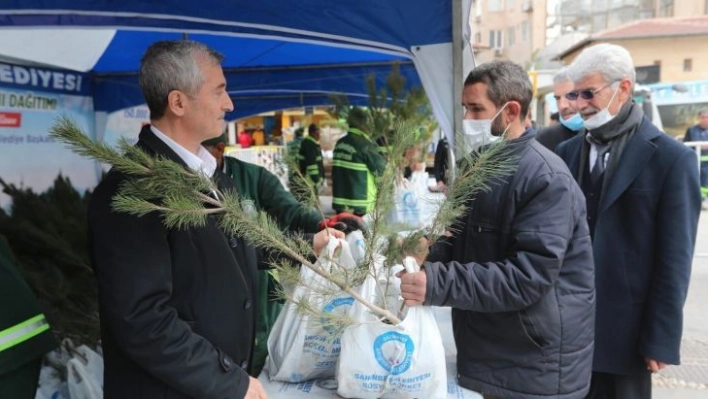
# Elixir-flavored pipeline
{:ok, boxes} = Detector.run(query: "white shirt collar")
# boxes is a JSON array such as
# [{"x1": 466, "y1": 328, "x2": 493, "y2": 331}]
[{"x1": 150, "y1": 125, "x2": 217, "y2": 177}]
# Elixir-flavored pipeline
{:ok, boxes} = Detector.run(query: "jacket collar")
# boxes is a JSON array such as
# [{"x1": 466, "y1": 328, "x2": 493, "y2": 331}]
[
  {"x1": 137, "y1": 124, "x2": 189, "y2": 168},
  {"x1": 348, "y1": 127, "x2": 374, "y2": 143}
]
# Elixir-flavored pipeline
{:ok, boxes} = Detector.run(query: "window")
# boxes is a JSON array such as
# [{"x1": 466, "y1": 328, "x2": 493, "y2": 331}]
[
  {"x1": 489, "y1": 30, "x2": 503, "y2": 49},
  {"x1": 521, "y1": 20, "x2": 530, "y2": 41},
  {"x1": 475, "y1": 32, "x2": 482, "y2": 43},
  {"x1": 508, "y1": 27, "x2": 516, "y2": 47},
  {"x1": 659, "y1": 0, "x2": 674, "y2": 17},
  {"x1": 684, "y1": 58, "x2": 693, "y2": 72},
  {"x1": 489, "y1": 0, "x2": 503, "y2": 12},
  {"x1": 507, "y1": 0, "x2": 516, "y2": 9}
]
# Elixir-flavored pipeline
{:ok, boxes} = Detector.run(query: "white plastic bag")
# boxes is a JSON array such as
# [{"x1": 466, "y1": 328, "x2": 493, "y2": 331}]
[
  {"x1": 67, "y1": 344, "x2": 104, "y2": 399},
  {"x1": 267, "y1": 238, "x2": 358, "y2": 382},
  {"x1": 345, "y1": 229, "x2": 366, "y2": 267},
  {"x1": 389, "y1": 179, "x2": 422, "y2": 229},
  {"x1": 337, "y1": 258, "x2": 447, "y2": 399}
]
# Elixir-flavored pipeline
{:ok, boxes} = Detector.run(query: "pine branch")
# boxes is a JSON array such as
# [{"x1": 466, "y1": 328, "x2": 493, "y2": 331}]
[{"x1": 49, "y1": 79, "x2": 516, "y2": 329}]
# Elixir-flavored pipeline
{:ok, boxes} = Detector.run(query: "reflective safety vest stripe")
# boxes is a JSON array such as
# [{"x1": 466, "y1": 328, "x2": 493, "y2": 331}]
[
  {"x1": 332, "y1": 197, "x2": 370, "y2": 207},
  {"x1": 306, "y1": 165, "x2": 320, "y2": 175},
  {"x1": 331, "y1": 159, "x2": 369, "y2": 172},
  {"x1": 0, "y1": 314, "x2": 50, "y2": 353}
]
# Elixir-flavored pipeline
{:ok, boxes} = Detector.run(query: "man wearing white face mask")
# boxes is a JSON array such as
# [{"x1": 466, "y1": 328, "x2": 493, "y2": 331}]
[
  {"x1": 536, "y1": 67, "x2": 584, "y2": 151},
  {"x1": 556, "y1": 43, "x2": 701, "y2": 399},
  {"x1": 399, "y1": 60, "x2": 595, "y2": 398}
]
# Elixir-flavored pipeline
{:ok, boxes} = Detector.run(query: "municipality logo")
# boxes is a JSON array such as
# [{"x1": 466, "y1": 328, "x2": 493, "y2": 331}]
[
  {"x1": 402, "y1": 191, "x2": 417, "y2": 208},
  {"x1": 321, "y1": 296, "x2": 354, "y2": 333},
  {"x1": 373, "y1": 331, "x2": 414, "y2": 375}
]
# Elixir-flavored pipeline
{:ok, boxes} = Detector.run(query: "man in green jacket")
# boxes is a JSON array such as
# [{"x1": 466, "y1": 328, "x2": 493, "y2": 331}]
[
  {"x1": 299, "y1": 123, "x2": 325, "y2": 190},
  {"x1": 332, "y1": 108, "x2": 387, "y2": 216},
  {"x1": 202, "y1": 134, "x2": 362, "y2": 376},
  {"x1": 0, "y1": 235, "x2": 57, "y2": 399}
]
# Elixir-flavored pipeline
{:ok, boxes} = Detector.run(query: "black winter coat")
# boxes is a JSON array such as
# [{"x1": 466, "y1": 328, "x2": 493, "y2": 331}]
[
  {"x1": 89, "y1": 126, "x2": 257, "y2": 398},
  {"x1": 535, "y1": 123, "x2": 576, "y2": 152},
  {"x1": 425, "y1": 134, "x2": 595, "y2": 398},
  {"x1": 557, "y1": 117, "x2": 700, "y2": 375}
]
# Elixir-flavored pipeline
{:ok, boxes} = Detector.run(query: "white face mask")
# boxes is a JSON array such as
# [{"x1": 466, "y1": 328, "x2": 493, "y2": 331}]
[
  {"x1": 461, "y1": 103, "x2": 509, "y2": 152},
  {"x1": 583, "y1": 84, "x2": 620, "y2": 130}
]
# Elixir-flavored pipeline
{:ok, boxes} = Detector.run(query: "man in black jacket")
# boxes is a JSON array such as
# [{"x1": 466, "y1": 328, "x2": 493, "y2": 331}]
[
  {"x1": 399, "y1": 60, "x2": 595, "y2": 398},
  {"x1": 89, "y1": 40, "x2": 335, "y2": 399},
  {"x1": 535, "y1": 67, "x2": 584, "y2": 151},
  {"x1": 557, "y1": 43, "x2": 700, "y2": 399}
]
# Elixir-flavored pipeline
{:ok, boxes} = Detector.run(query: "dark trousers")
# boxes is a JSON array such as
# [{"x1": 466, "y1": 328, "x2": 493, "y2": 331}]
[
  {"x1": 584, "y1": 371, "x2": 651, "y2": 399},
  {"x1": 0, "y1": 359, "x2": 42, "y2": 399}
]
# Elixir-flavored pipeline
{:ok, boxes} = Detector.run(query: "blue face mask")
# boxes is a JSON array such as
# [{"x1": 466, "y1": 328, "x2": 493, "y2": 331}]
[{"x1": 559, "y1": 113, "x2": 584, "y2": 132}]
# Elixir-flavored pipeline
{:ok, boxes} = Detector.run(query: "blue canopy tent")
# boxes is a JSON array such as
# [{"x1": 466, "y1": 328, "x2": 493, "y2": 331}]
[{"x1": 0, "y1": 1, "x2": 474, "y2": 140}]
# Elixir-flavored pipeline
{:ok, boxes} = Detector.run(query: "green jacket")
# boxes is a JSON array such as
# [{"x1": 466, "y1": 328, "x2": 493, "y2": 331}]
[
  {"x1": 0, "y1": 235, "x2": 57, "y2": 375},
  {"x1": 222, "y1": 156, "x2": 323, "y2": 376},
  {"x1": 224, "y1": 156, "x2": 322, "y2": 233},
  {"x1": 332, "y1": 128, "x2": 387, "y2": 214},
  {"x1": 299, "y1": 136, "x2": 324, "y2": 185}
]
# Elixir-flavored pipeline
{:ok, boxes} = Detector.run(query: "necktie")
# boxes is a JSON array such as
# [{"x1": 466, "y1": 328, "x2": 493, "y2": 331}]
[{"x1": 591, "y1": 144, "x2": 609, "y2": 184}]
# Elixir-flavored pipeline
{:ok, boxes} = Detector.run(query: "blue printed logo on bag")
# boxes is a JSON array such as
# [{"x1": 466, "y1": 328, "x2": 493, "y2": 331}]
[
  {"x1": 373, "y1": 331, "x2": 414, "y2": 375},
  {"x1": 321, "y1": 296, "x2": 355, "y2": 333}
]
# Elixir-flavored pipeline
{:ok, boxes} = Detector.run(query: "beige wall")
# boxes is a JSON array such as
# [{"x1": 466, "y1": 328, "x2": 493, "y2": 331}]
[
  {"x1": 471, "y1": 0, "x2": 547, "y2": 66},
  {"x1": 672, "y1": 1, "x2": 708, "y2": 17},
  {"x1": 559, "y1": 36, "x2": 708, "y2": 82}
]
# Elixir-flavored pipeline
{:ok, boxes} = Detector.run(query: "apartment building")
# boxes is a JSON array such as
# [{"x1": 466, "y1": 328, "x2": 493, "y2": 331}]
[{"x1": 471, "y1": 0, "x2": 708, "y2": 67}]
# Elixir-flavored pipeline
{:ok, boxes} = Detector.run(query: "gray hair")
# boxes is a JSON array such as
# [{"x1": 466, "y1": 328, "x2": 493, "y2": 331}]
[
  {"x1": 464, "y1": 60, "x2": 533, "y2": 119},
  {"x1": 553, "y1": 66, "x2": 572, "y2": 85},
  {"x1": 699, "y1": 109, "x2": 708, "y2": 117},
  {"x1": 568, "y1": 43, "x2": 636, "y2": 87},
  {"x1": 139, "y1": 40, "x2": 225, "y2": 120}
]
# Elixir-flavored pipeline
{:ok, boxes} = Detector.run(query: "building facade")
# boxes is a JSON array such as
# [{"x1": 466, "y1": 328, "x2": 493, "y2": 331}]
[{"x1": 471, "y1": 0, "x2": 708, "y2": 67}]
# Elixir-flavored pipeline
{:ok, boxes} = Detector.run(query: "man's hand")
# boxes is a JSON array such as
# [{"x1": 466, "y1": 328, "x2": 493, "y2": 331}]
[
  {"x1": 245, "y1": 376, "x2": 267, "y2": 398},
  {"x1": 313, "y1": 228, "x2": 345, "y2": 256},
  {"x1": 645, "y1": 358, "x2": 667, "y2": 373},
  {"x1": 319, "y1": 212, "x2": 367, "y2": 235},
  {"x1": 397, "y1": 270, "x2": 427, "y2": 306}
]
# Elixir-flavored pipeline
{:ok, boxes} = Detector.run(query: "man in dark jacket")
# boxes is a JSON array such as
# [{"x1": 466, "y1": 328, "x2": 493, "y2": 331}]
[
  {"x1": 299, "y1": 123, "x2": 325, "y2": 190},
  {"x1": 556, "y1": 43, "x2": 700, "y2": 398},
  {"x1": 683, "y1": 109, "x2": 708, "y2": 201},
  {"x1": 89, "y1": 40, "x2": 270, "y2": 399},
  {"x1": 433, "y1": 136, "x2": 449, "y2": 188},
  {"x1": 400, "y1": 60, "x2": 595, "y2": 398},
  {"x1": 536, "y1": 67, "x2": 584, "y2": 151}
]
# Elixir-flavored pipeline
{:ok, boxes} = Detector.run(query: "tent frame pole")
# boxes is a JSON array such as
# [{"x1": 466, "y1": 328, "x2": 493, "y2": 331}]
[{"x1": 449, "y1": 0, "x2": 464, "y2": 182}]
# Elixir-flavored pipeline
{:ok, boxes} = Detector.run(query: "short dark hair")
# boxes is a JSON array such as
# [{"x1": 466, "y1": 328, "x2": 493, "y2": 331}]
[
  {"x1": 308, "y1": 123, "x2": 320, "y2": 134},
  {"x1": 464, "y1": 60, "x2": 533, "y2": 120},
  {"x1": 294, "y1": 127, "x2": 305, "y2": 138},
  {"x1": 347, "y1": 107, "x2": 368, "y2": 130}
]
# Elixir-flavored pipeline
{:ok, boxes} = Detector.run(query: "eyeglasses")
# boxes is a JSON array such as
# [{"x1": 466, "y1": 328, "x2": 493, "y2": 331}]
[{"x1": 565, "y1": 81, "x2": 617, "y2": 101}]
